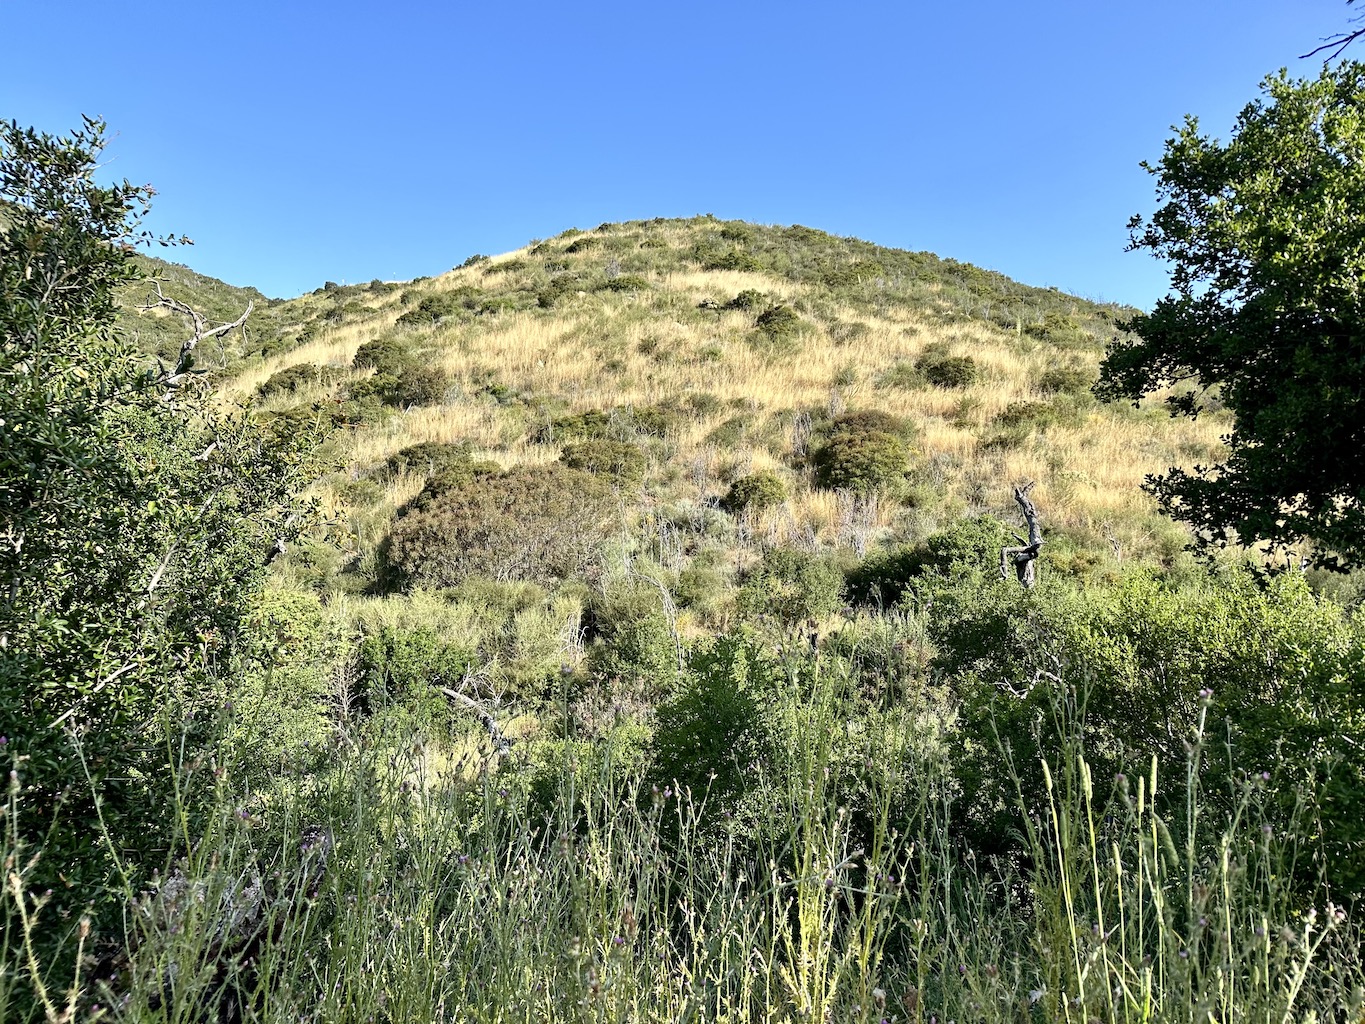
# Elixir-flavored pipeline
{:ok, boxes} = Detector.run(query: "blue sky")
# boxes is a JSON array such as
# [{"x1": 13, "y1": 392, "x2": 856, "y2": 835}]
[{"x1": 3, "y1": 1, "x2": 1355, "y2": 307}]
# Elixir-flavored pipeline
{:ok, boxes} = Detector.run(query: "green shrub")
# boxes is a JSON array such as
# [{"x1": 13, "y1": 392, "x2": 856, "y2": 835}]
[
  {"x1": 720, "y1": 472, "x2": 788, "y2": 515},
  {"x1": 381, "y1": 465, "x2": 616, "y2": 590},
  {"x1": 561, "y1": 438, "x2": 647, "y2": 484},
  {"x1": 651, "y1": 634, "x2": 773, "y2": 818},
  {"x1": 1036, "y1": 363, "x2": 1097, "y2": 395},
  {"x1": 930, "y1": 566, "x2": 1365, "y2": 897},
  {"x1": 754, "y1": 304, "x2": 802, "y2": 339},
  {"x1": 394, "y1": 288, "x2": 481, "y2": 327},
  {"x1": 585, "y1": 583, "x2": 680, "y2": 688},
  {"x1": 394, "y1": 365, "x2": 450, "y2": 406},
  {"x1": 256, "y1": 362, "x2": 324, "y2": 399},
  {"x1": 736, "y1": 547, "x2": 844, "y2": 629},
  {"x1": 354, "y1": 625, "x2": 477, "y2": 739},
  {"x1": 347, "y1": 364, "x2": 449, "y2": 409},
  {"x1": 723, "y1": 289, "x2": 766, "y2": 311},
  {"x1": 627, "y1": 403, "x2": 679, "y2": 438},
  {"x1": 698, "y1": 247, "x2": 762, "y2": 272},
  {"x1": 534, "y1": 408, "x2": 612, "y2": 444},
  {"x1": 812, "y1": 419, "x2": 909, "y2": 494},
  {"x1": 459, "y1": 253, "x2": 490, "y2": 268},
  {"x1": 829, "y1": 409, "x2": 912, "y2": 439},
  {"x1": 379, "y1": 441, "x2": 474, "y2": 481},
  {"x1": 916, "y1": 347, "x2": 978, "y2": 388},
  {"x1": 352, "y1": 336, "x2": 410, "y2": 376},
  {"x1": 845, "y1": 516, "x2": 1011, "y2": 607},
  {"x1": 596, "y1": 274, "x2": 650, "y2": 293}
]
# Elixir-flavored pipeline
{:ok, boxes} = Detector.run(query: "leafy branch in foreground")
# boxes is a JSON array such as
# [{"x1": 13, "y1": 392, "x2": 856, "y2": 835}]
[
  {"x1": 1099, "y1": 64, "x2": 1365, "y2": 568},
  {"x1": 0, "y1": 117, "x2": 319, "y2": 928}
]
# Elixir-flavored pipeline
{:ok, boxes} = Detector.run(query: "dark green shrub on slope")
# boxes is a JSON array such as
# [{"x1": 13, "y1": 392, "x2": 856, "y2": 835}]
[{"x1": 381, "y1": 464, "x2": 615, "y2": 590}]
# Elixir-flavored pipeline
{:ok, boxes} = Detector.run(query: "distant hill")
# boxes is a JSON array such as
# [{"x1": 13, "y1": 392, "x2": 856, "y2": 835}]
[{"x1": 118, "y1": 216, "x2": 1226, "y2": 592}]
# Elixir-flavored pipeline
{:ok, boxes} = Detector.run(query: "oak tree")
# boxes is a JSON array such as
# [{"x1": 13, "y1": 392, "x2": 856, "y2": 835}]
[{"x1": 1098, "y1": 64, "x2": 1365, "y2": 568}]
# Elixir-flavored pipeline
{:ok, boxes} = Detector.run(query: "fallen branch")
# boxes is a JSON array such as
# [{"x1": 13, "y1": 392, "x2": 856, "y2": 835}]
[{"x1": 438, "y1": 685, "x2": 513, "y2": 755}]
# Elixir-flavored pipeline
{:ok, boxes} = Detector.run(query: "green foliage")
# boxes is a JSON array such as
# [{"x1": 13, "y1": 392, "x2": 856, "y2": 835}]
[
  {"x1": 0, "y1": 119, "x2": 316, "y2": 922},
  {"x1": 811, "y1": 412, "x2": 912, "y2": 494},
  {"x1": 561, "y1": 438, "x2": 647, "y2": 484},
  {"x1": 378, "y1": 440, "x2": 474, "y2": 480},
  {"x1": 394, "y1": 288, "x2": 480, "y2": 326},
  {"x1": 596, "y1": 274, "x2": 650, "y2": 293},
  {"x1": 651, "y1": 634, "x2": 772, "y2": 816},
  {"x1": 1099, "y1": 63, "x2": 1365, "y2": 567},
  {"x1": 754, "y1": 303, "x2": 802, "y2": 340},
  {"x1": 696, "y1": 245, "x2": 763, "y2": 272},
  {"x1": 736, "y1": 548, "x2": 844, "y2": 629},
  {"x1": 256, "y1": 362, "x2": 328, "y2": 399},
  {"x1": 720, "y1": 471, "x2": 788, "y2": 515},
  {"x1": 382, "y1": 464, "x2": 616, "y2": 590},
  {"x1": 226, "y1": 587, "x2": 335, "y2": 782},
  {"x1": 352, "y1": 335, "x2": 410, "y2": 375},
  {"x1": 534, "y1": 408, "x2": 612, "y2": 443},
  {"x1": 845, "y1": 516, "x2": 1011, "y2": 607},
  {"x1": 916, "y1": 343, "x2": 979, "y2": 388},
  {"x1": 1035, "y1": 362, "x2": 1096, "y2": 395},
  {"x1": 355, "y1": 625, "x2": 477, "y2": 739},
  {"x1": 724, "y1": 288, "x2": 767, "y2": 311},
  {"x1": 931, "y1": 566, "x2": 1365, "y2": 896}
]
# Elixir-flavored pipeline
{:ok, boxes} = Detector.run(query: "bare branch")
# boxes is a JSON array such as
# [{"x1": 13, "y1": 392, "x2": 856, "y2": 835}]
[
  {"x1": 139, "y1": 281, "x2": 252, "y2": 386},
  {"x1": 1000, "y1": 481, "x2": 1043, "y2": 588},
  {"x1": 1302, "y1": 26, "x2": 1365, "y2": 60},
  {"x1": 438, "y1": 684, "x2": 513, "y2": 755}
]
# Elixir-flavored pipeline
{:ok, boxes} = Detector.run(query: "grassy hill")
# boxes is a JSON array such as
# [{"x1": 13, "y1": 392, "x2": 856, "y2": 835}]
[{"x1": 119, "y1": 216, "x2": 1225, "y2": 587}]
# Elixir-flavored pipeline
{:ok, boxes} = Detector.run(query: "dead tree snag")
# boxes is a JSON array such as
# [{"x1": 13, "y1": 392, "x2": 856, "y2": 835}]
[{"x1": 1000, "y1": 481, "x2": 1043, "y2": 588}]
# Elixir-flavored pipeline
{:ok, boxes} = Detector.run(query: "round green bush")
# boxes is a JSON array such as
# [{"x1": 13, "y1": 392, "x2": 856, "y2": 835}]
[
  {"x1": 561, "y1": 438, "x2": 647, "y2": 484},
  {"x1": 720, "y1": 471, "x2": 788, "y2": 515},
  {"x1": 381, "y1": 464, "x2": 616, "y2": 590},
  {"x1": 256, "y1": 362, "x2": 323, "y2": 399},
  {"x1": 754, "y1": 304, "x2": 802, "y2": 339},
  {"x1": 352, "y1": 336, "x2": 410, "y2": 376},
  {"x1": 915, "y1": 344, "x2": 979, "y2": 388},
  {"x1": 812, "y1": 430, "x2": 908, "y2": 494}
]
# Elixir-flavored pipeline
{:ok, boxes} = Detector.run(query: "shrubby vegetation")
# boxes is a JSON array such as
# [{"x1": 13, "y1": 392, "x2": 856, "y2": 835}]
[
  {"x1": 8, "y1": 99, "x2": 1365, "y2": 1022},
  {"x1": 381, "y1": 464, "x2": 616, "y2": 589}
]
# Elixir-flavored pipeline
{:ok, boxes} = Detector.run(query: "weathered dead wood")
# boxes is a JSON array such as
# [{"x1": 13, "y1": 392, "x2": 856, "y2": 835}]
[
  {"x1": 139, "y1": 281, "x2": 252, "y2": 386},
  {"x1": 1000, "y1": 481, "x2": 1043, "y2": 588},
  {"x1": 438, "y1": 684, "x2": 513, "y2": 755}
]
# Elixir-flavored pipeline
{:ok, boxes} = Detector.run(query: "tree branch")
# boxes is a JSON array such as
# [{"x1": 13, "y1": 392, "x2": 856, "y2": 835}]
[
  {"x1": 139, "y1": 281, "x2": 252, "y2": 386},
  {"x1": 437, "y1": 684, "x2": 512, "y2": 755},
  {"x1": 1000, "y1": 481, "x2": 1043, "y2": 588}
]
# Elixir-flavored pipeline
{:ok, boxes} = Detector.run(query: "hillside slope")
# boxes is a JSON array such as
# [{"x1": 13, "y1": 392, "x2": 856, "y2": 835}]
[{"x1": 122, "y1": 216, "x2": 1226, "y2": 594}]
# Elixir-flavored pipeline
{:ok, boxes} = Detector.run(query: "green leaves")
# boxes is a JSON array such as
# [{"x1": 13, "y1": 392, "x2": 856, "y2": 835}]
[
  {"x1": 0, "y1": 120, "x2": 320, "y2": 921},
  {"x1": 1100, "y1": 64, "x2": 1365, "y2": 567}
]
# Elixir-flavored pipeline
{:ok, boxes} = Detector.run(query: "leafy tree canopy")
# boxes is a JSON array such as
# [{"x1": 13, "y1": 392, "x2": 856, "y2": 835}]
[
  {"x1": 0, "y1": 118, "x2": 318, "y2": 910},
  {"x1": 1098, "y1": 63, "x2": 1365, "y2": 568}
]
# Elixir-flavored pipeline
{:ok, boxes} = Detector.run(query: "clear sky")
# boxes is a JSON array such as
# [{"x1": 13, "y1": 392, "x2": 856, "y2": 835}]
[{"x1": 3, "y1": 1, "x2": 1356, "y2": 307}]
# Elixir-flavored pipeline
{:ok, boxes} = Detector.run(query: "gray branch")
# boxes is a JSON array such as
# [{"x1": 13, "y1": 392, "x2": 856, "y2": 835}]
[
  {"x1": 1000, "y1": 481, "x2": 1043, "y2": 588},
  {"x1": 139, "y1": 282, "x2": 252, "y2": 387}
]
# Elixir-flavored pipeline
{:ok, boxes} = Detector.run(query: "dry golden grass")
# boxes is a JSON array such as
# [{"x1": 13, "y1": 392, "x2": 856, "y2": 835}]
[{"x1": 218, "y1": 228, "x2": 1229, "y2": 567}]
